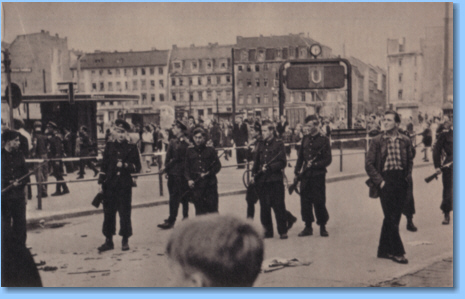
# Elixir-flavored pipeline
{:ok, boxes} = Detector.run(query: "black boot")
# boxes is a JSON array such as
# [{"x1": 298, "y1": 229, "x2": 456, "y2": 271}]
[
  {"x1": 298, "y1": 226, "x2": 313, "y2": 237},
  {"x1": 122, "y1": 237, "x2": 130, "y2": 251},
  {"x1": 406, "y1": 217, "x2": 418, "y2": 232},
  {"x1": 51, "y1": 186, "x2": 62, "y2": 196},
  {"x1": 98, "y1": 237, "x2": 114, "y2": 252},
  {"x1": 442, "y1": 213, "x2": 450, "y2": 225},
  {"x1": 62, "y1": 185, "x2": 70, "y2": 195},
  {"x1": 320, "y1": 225, "x2": 329, "y2": 237}
]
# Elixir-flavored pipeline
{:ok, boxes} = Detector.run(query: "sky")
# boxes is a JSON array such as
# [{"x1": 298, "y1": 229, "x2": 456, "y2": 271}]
[{"x1": 1, "y1": 2, "x2": 453, "y2": 69}]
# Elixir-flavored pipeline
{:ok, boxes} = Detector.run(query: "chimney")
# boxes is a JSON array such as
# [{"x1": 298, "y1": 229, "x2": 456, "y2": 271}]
[
  {"x1": 190, "y1": 44, "x2": 195, "y2": 48},
  {"x1": 172, "y1": 44, "x2": 177, "y2": 49},
  {"x1": 56, "y1": 33, "x2": 59, "y2": 38},
  {"x1": 151, "y1": 47, "x2": 157, "y2": 51}
]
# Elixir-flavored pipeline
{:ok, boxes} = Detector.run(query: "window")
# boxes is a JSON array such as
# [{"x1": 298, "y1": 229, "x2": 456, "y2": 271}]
[
  {"x1": 238, "y1": 65, "x2": 243, "y2": 72},
  {"x1": 189, "y1": 78, "x2": 193, "y2": 86},
  {"x1": 159, "y1": 67, "x2": 163, "y2": 75},
  {"x1": 150, "y1": 68, "x2": 155, "y2": 75},
  {"x1": 414, "y1": 73, "x2": 417, "y2": 81},
  {"x1": 247, "y1": 65, "x2": 252, "y2": 72},
  {"x1": 208, "y1": 108, "x2": 213, "y2": 115},
  {"x1": 256, "y1": 78, "x2": 260, "y2": 87},
  {"x1": 301, "y1": 92, "x2": 306, "y2": 102},
  {"x1": 141, "y1": 68, "x2": 146, "y2": 75},
  {"x1": 142, "y1": 93, "x2": 147, "y2": 105},
  {"x1": 124, "y1": 69, "x2": 128, "y2": 76},
  {"x1": 216, "y1": 76, "x2": 221, "y2": 85},
  {"x1": 398, "y1": 59, "x2": 402, "y2": 66},
  {"x1": 179, "y1": 79, "x2": 183, "y2": 86},
  {"x1": 159, "y1": 94, "x2": 165, "y2": 102},
  {"x1": 159, "y1": 80, "x2": 164, "y2": 88},
  {"x1": 220, "y1": 62, "x2": 226, "y2": 69},
  {"x1": 151, "y1": 94, "x2": 156, "y2": 103},
  {"x1": 255, "y1": 65, "x2": 260, "y2": 72},
  {"x1": 398, "y1": 89, "x2": 403, "y2": 100},
  {"x1": 92, "y1": 83, "x2": 97, "y2": 91},
  {"x1": 238, "y1": 79, "x2": 243, "y2": 87},
  {"x1": 264, "y1": 94, "x2": 268, "y2": 104},
  {"x1": 247, "y1": 95, "x2": 252, "y2": 104},
  {"x1": 109, "y1": 101, "x2": 114, "y2": 106},
  {"x1": 150, "y1": 80, "x2": 155, "y2": 89},
  {"x1": 172, "y1": 78, "x2": 176, "y2": 86},
  {"x1": 399, "y1": 73, "x2": 403, "y2": 83},
  {"x1": 132, "y1": 80, "x2": 138, "y2": 90},
  {"x1": 264, "y1": 63, "x2": 269, "y2": 71},
  {"x1": 174, "y1": 62, "x2": 181, "y2": 69},
  {"x1": 141, "y1": 79, "x2": 147, "y2": 90},
  {"x1": 255, "y1": 94, "x2": 260, "y2": 104},
  {"x1": 125, "y1": 81, "x2": 128, "y2": 90},
  {"x1": 99, "y1": 70, "x2": 104, "y2": 76},
  {"x1": 207, "y1": 77, "x2": 211, "y2": 85},
  {"x1": 207, "y1": 61, "x2": 212, "y2": 69},
  {"x1": 179, "y1": 92, "x2": 184, "y2": 101},
  {"x1": 207, "y1": 91, "x2": 212, "y2": 101},
  {"x1": 115, "y1": 69, "x2": 120, "y2": 76},
  {"x1": 198, "y1": 77, "x2": 202, "y2": 85},
  {"x1": 116, "y1": 82, "x2": 121, "y2": 91},
  {"x1": 282, "y1": 48, "x2": 288, "y2": 59},
  {"x1": 172, "y1": 93, "x2": 176, "y2": 101},
  {"x1": 108, "y1": 82, "x2": 113, "y2": 91},
  {"x1": 226, "y1": 76, "x2": 231, "y2": 83},
  {"x1": 238, "y1": 93, "x2": 244, "y2": 104},
  {"x1": 226, "y1": 90, "x2": 231, "y2": 99},
  {"x1": 198, "y1": 91, "x2": 203, "y2": 101},
  {"x1": 247, "y1": 79, "x2": 252, "y2": 87},
  {"x1": 99, "y1": 82, "x2": 104, "y2": 91},
  {"x1": 91, "y1": 70, "x2": 95, "y2": 75},
  {"x1": 189, "y1": 93, "x2": 194, "y2": 102},
  {"x1": 264, "y1": 78, "x2": 268, "y2": 87},
  {"x1": 192, "y1": 62, "x2": 198, "y2": 70},
  {"x1": 198, "y1": 109, "x2": 204, "y2": 117},
  {"x1": 133, "y1": 68, "x2": 138, "y2": 76}
]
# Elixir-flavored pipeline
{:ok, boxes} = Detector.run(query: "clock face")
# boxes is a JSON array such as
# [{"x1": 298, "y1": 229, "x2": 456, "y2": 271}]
[{"x1": 310, "y1": 44, "x2": 322, "y2": 57}]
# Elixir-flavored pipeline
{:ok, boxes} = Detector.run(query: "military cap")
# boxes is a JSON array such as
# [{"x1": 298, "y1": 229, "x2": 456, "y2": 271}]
[
  {"x1": 33, "y1": 121, "x2": 42, "y2": 127},
  {"x1": 305, "y1": 114, "x2": 319, "y2": 123},
  {"x1": 192, "y1": 126, "x2": 207, "y2": 137},
  {"x1": 2, "y1": 129, "x2": 21, "y2": 142},
  {"x1": 47, "y1": 121, "x2": 58, "y2": 129},
  {"x1": 174, "y1": 119, "x2": 187, "y2": 131},
  {"x1": 114, "y1": 119, "x2": 131, "y2": 131}
]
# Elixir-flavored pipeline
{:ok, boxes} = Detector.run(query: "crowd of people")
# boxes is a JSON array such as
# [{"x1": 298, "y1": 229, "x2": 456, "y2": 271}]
[{"x1": 1, "y1": 109, "x2": 453, "y2": 287}]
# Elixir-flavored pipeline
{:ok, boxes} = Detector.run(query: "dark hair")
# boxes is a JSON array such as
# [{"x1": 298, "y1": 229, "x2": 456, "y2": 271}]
[
  {"x1": 261, "y1": 119, "x2": 275, "y2": 131},
  {"x1": 384, "y1": 110, "x2": 401, "y2": 123}
]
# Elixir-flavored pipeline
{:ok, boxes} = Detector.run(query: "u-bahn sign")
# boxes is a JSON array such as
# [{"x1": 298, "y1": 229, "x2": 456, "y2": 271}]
[{"x1": 286, "y1": 64, "x2": 345, "y2": 89}]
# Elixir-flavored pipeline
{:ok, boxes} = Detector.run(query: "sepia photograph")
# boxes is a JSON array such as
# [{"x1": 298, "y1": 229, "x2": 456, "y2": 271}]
[{"x1": 1, "y1": 1, "x2": 455, "y2": 288}]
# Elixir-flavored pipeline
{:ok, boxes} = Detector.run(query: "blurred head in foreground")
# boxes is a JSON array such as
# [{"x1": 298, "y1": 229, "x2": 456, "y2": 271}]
[{"x1": 166, "y1": 214, "x2": 264, "y2": 287}]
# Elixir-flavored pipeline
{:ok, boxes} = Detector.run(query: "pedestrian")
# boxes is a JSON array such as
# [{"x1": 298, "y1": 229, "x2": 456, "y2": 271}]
[
  {"x1": 221, "y1": 120, "x2": 233, "y2": 161},
  {"x1": 209, "y1": 119, "x2": 222, "y2": 148},
  {"x1": 157, "y1": 120, "x2": 190, "y2": 229},
  {"x1": 419, "y1": 121, "x2": 432, "y2": 162},
  {"x1": 232, "y1": 116, "x2": 248, "y2": 169},
  {"x1": 141, "y1": 125, "x2": 154, "y2": 172},
  {"x1": 365, "y1": 110, "x2": 413, "y2": 264},
  {"x1": 1, "y1": 130, "x2": 30, "y2": 246},
  {"x1": 166, "y1": 214, "x2": 264, "y2": 287},
  {"x1": 400, "y1": 129, "x2": 418, "y2": 232},
  {"x1": 13, "y1": 119, "x2": 32, "y2": 199},
  {"x1": 31, "y1": 121, "x2": 49, "y2": 198},
  {"x1": 76, "y1": 126, "x2": 99, "y2": 179},
  {"x1": 433, "y1": 121, "x2": 453, "y2": 225},
  {"x1": 185, "y1": 127, "x2": 222, "y2": 215},
  {"x1": 97, "y1": 119, "x2": 142, "y2": 252},
  {"x1": 245, "y1": 122, "x2": 262, "y2": 219},
  {"x1": 62, "y1": 127, "x2": 76, "y2": 173},
  {"x1": 294, "y1": 115, "x2": 332, "y2": 238},
  {"x1": 46, "y1": 122, "x2": 70, "y2": 196},
  {"x1": 276, "y1": 115, "x2": 288, "y2": 137},
  {"x1": 251, "y1": 120, "x2": 289, "y2": 240},
  {"x1": 281, "y1": 125, "x2": 293, "y2": 167}
]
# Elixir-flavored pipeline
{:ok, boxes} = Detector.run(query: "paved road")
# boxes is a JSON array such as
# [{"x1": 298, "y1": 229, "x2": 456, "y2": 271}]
[{"x1": 25, "y1": 166, "x2": 453, "y2": 287}]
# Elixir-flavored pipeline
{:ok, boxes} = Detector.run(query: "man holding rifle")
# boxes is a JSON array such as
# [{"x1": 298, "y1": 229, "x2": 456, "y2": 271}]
[
  {"x1": 251, "y1": 120, "x2": 288, "y2": 239},
  {"x1": 294, "y1": 115, "x2": 332, "y2": 238},
  {"x1": 185, "y1": 127, "x2": 222, "y2": 215},
  {"x1": 433, "y1": 121, "x2": 453, "y2": 225},
  {"x1": 157, "y1": 120, "x2": 190, "y2": 229},
  {"x1": 1, "y1": 130, "x2": 30, "y2": 246}
]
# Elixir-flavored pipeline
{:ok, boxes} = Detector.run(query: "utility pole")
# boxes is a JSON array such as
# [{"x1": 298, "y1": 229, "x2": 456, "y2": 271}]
[{"x1": 2, "y1": 49, "x2": 14, "y2": 129}]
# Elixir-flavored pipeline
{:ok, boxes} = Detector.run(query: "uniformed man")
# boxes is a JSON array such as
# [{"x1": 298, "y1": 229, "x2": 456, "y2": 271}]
[
  {"x1": 184, "y1": 127, "x2": 222, "y2": 215},
  {"x1": 294, "y1": 115, "x2": 332, "y2": 238},
  {"x1": 31, "y1": 121, "x2": 49, "y2": 198},
  {"x1": 251, "y1": 120, "x2": 288, "y2": 239},
  {"x1": 97, "y1": 119, "x2": 142, "y2": 252},
  {"x1": 1, "y1": 130, "x2": 30, "y2": 246},
  {"x1": 433, "y1": 121, "x2": 453, "y2": 225},
  {"x1": 77, "y1": 126, "x2": 99, "y2": 179},
  {"x1": 157, "y1": 120, "x2": 190, "y2": 229},
  {"x1": 245, "y1": 122, "x2": 263, "y2": 219},
  {"x1": 46, "y1": 122, "x2": 70, "y2": 196}
]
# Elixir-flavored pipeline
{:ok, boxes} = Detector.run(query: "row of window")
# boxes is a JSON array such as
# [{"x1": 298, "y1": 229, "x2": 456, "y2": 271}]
[
  {"x1": 171, "y1": 75, "x2": 231, "y2": 87},
  {"x1": 237, "y1": 46, "x2": 314, "y2": 62},
  {"x1": 237, "y1": 93, "x2": 277, "y2": 105},
  {"x1": 237, "y1": 64, "x2": 276, "y2": 73},
  {"x1": 172, "y1": 58, "x2": 230, "y2": 71},
  {"x1": 237, "y1": 78, "x2": 278, "y2": 88},
  {"x1": 91, "y1": 79, "x2": 164, "y2": 92},
  {"x1": 171, "y1": 90, "x2": 232, "y2": 102},
  {"x1": 91, "y1": 67, "x2": 164, "y2": 77}
]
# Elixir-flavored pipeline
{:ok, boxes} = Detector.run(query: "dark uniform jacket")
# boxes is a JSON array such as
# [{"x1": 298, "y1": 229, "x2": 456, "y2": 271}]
[
  {"x1": 365, "y1": 131, "x2": 414, "y2": 187},
  {"x1": 252, "y1": 137, "x2": 286, "y2": 183},
  {"x1": 98, "y1": 140, "x2": 142, "y2": 190},
  {"x1": 295, "y1": 132, "x2": 332, "y2": 177},
  {"x1": 32, "y1": 132, "x2": 49, "y2": 158},
  {"x1": 78, "y1": 133, "x2": 93, "y2": 157},
  {"x1": 48, "y1": 134, "x2": 64, "y2": 159},
  {"x1": 433, "y1": 129, "x2": 453, "y2": 168},
  {"x1": 184, "y1": 144, "x2": 221, "y2": 185},
  {"x1": 233, "y1": 123, "x2": 248, "y2": 146},
  {"x1": 1, "y1": 148, "x2": 30, "y2": 199},
  {"x1": 164, "y1": 135, "x2": 190, "y2": 176}
]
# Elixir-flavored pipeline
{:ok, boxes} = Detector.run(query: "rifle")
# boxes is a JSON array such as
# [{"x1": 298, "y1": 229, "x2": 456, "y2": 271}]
[
  {"x1": 1, "y1": 163, "x2": 46, "y2": 194},
  {"x1": 288, "y1": 146, "x2": 325, "y2": 195},
  {"x1": 424, "y1": 161, "x2": 453, "y2": 183},
  {"x1": 248, "y1": 149, "x2": 284, "y2": 188},
  {"x1": 180, "y1": 151, "x2": 225, "y2": 201}
]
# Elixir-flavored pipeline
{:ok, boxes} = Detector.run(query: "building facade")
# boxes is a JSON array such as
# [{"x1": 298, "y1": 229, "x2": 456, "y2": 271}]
[
  {"x1": 71, "y1": 50, "x2": 170, "y2": 126},
  {"x1": 168, "y1": 43, "x2": 233, "y2": 122}
]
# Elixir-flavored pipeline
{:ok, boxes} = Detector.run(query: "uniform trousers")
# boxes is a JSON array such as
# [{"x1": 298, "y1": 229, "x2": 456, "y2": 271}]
[
  {"x1": 1, "y1": 195, "x2": 27, "y2": 246},
  {"x1": 192, "y1": 181, "x2": 219, "y2": 215},
  {"x1": 51, "y1": 161, "x2": 68, "y2": 193},
  {"x1": 257, "y1": 181, "x2": 288, "y2": 236},
  {"x1": 300, "y1": 174, "x2": 329, "y2": 226},
  {"x1": 35, "y1": 155, "x2": 48, "y2": 195},
  {"x1": 378, "y1": 170, "x2": 407, "y2": 257},
  {"x1": 167, "y1": 175, "x2": 189, "y2": 223},
  {"x1": 402, "y1": 177, "x2": 415, "y2": 218},
  {"x1": 102, "y1": 186, "x2": 133, "y2": 238},
  {"x1": 440, "y1": 167, "x2": 453, "y2": 214}
]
